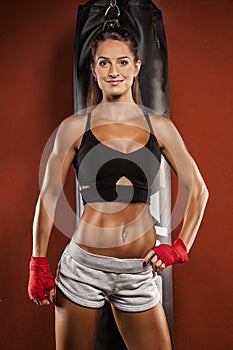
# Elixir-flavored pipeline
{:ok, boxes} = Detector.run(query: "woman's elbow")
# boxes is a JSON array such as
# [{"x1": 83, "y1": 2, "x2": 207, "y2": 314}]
[
  {"x1": 200, "y1": 183, "x2": 209, "y2": 204},
  {"x1": 193, "y1": 179, "x2": 209, "y2": 205},
  {"x1": 40, "y1": 185, "x2": 63, "y2": 203}
]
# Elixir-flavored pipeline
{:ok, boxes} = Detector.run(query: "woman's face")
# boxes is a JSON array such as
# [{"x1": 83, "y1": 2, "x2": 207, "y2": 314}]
[{"x1": 92, "y1": 39, "x2": 141, "y2": 101}]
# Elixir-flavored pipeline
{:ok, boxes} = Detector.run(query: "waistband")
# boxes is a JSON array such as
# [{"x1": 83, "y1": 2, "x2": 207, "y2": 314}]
[{"x1": 67, "y1": 238, "x2": 150, "y2": 273}]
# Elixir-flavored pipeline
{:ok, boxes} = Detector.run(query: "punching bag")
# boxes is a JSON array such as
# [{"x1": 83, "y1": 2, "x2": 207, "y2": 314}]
[{"x1": 73, "y1": 1, "x2": 172, "y2": 349}]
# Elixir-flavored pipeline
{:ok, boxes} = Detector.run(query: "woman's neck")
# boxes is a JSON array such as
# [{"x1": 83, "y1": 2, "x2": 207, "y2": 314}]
[
  {"x1": 101, "y1": 90, "x2": 135, "y2": 104},
  {"x1": 94, "y1": 101, "x2": 142, "y2": 122}
]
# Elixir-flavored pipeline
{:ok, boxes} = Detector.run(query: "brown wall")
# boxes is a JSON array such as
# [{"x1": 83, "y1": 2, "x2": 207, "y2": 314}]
[
  {"x1": 0, "y1": 1, "x2": 232, "y2": 349},
  {"x1": 159, "y1": 1, "x2": 233, "y2": 348}
]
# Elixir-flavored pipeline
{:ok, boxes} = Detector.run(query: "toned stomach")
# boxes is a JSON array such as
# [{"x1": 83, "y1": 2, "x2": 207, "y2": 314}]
[{"x1": 73, "y1": 201, "x2": 156, "y2": 259}]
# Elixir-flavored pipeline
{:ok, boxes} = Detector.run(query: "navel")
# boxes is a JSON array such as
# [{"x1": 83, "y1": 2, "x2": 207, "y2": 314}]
[{"x1": 122, "y1": 226, "x2": 127, "y2": 241}]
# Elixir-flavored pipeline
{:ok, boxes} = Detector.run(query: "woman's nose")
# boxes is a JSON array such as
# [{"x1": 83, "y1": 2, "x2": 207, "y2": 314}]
[{"x1": 108, "y1": 65, "x2": 119, "y2": 78}]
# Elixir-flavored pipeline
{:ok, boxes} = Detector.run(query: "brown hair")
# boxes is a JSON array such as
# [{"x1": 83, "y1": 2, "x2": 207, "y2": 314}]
[{"x1": 86, "y1": 27, "x2": 142, "y2": 107}]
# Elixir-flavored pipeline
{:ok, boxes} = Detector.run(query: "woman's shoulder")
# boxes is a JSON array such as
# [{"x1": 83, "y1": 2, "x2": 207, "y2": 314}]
[
  {"x1": 54, "y1": 113, "x2": 89, "y2": 148},
  {"x1": 148, "y1": 112, "x2": 173, "y2": 127},
  {"x1": 148, "y1": 111, "x2": 190, "y2": 157},
  {"x1": 148, "y1": 112, "x2": 184, "y2": 149},
  {"x1": 58, "y1": 113, "x2": 88, "y2": 135},
  {"x1": 148, "y1": 113, "x2": 175, "y2": 136},
  {"x1": 59, "y1": 113, "x2": 87, "y2": 129}
]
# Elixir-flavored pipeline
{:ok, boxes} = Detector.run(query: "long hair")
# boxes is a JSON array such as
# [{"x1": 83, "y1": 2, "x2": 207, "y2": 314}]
[{"x1": 87, "y1": 27, "x2": 142, "y2": 107}]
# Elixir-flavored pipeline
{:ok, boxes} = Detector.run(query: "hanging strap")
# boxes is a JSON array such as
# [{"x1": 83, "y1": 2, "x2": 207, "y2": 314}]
[{"x1": 102, "y1": 0, "x2": 121, "y2": 30}]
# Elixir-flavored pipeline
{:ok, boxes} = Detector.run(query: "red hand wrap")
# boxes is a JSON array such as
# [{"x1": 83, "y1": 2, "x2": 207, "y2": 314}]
[
  {"x1": 28, "y1": 257, "x2": 55, "y2": 301},
  {"x1": 153, "y1": 238, "x2": 188, "y2": 267}
]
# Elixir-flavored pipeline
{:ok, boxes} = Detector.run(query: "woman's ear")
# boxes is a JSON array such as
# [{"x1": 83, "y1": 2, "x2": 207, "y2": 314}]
[{"x1": 134, "y1": 59, "x2": 142, "y2": 78}]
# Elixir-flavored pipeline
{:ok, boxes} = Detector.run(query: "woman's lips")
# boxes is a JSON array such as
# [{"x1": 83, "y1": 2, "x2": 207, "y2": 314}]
[{"x1": 107, "y1": 80, "x2": 124, "y2": 86}]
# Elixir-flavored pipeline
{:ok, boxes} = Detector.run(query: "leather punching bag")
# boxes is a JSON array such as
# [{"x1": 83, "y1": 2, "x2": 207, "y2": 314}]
[{"x1": 73, "y1": 1, "x2": 172, "y2": 349}]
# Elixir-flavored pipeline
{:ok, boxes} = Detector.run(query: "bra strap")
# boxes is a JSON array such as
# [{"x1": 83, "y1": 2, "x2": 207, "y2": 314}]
[
  {"x1": 85, "y1": 111, "x2": 91, "y2": 132},
  {"x1": 142, "y1": 107, "x2": 154, "y2": 135}
]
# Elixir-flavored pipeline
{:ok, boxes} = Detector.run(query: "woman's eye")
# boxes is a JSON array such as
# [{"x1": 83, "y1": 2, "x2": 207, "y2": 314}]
[
  {"x1": 119, "y1": 60, "x2": 128, "y2": 66},
  {"x1": 99, "y1": 60, "x2": 109, "y2": 67}
]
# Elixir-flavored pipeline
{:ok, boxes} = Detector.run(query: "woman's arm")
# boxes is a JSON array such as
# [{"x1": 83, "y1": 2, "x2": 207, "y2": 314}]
[
  {"x1": 144, "y1": 115, "x2": 209, "y2": 269},
  {"x1": 157, "y1": 117, "x2": 209, "y2": 252},
  {"x1": 28, "y1": 115, "x2": 82, "y2": 305},
  {"x1": 32, "y1": 115, "x2": 80, "y2": 257}
]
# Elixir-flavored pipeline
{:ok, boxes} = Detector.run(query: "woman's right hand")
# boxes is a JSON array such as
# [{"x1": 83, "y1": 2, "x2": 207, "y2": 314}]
[{"x1": 28, "y1": 257, "x2": 55, "y2": 306}]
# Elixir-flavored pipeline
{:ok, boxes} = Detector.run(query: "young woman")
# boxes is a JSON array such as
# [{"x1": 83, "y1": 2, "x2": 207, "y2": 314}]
[{"x1": 28, "y1": 27, "x2": 209, "y2": 350}]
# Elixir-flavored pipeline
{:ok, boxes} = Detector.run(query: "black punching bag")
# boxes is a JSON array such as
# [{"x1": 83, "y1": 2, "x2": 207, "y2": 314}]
[{"x1": 73, "y1": 1, "x2": 172, "y2": 349}]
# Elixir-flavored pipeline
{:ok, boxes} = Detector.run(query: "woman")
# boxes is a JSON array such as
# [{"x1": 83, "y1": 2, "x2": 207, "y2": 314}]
[{"x1": 28, "y1": 27, "x2": 208, "y2": 350}]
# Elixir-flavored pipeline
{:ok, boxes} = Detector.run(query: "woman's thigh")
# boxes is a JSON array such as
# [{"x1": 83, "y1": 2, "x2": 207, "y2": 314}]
[
  {"x1": 112, "y1": 302, "x2": 172, "y2": 350},
  {"x1": 55, "y1": 288, "x2": 103, "y2": 350}
]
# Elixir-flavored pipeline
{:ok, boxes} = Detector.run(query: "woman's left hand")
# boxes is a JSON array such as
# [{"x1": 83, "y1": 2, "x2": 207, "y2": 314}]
[
  {"x1": 143, "y1": 250, "x2": 166, "y2": 272},
  {"x1": 143, "y1": 239, "x2": 189, "y2": 272}
]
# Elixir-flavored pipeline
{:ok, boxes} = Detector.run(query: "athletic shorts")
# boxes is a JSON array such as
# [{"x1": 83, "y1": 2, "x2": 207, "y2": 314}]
[{"x1": 55, "y1": 238, "x2": 161, "y2": 313}]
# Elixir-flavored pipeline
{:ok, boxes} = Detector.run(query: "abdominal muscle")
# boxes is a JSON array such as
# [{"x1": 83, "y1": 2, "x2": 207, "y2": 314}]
[{"x1": 73, "y1": 201, "x2": 156, "y2": 259}]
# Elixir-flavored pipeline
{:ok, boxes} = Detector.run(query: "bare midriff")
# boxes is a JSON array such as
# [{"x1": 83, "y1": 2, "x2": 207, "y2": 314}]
[{"x1": 73, "y1": 201, "x2": 156, "y2": 259}]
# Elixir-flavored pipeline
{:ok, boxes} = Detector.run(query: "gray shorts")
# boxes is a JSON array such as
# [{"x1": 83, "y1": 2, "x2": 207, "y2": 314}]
[{"x1": 55, "y1": 238, "x2": 160, "y2": 313}]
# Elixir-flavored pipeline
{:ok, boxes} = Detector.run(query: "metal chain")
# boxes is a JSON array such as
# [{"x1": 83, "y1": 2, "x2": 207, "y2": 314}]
[{"x1": 105, "y1": 0, "x2": 120, "y2": 18}]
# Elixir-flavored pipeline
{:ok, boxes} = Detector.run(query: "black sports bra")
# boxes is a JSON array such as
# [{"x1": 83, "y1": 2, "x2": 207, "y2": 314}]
[{"x1": 72, "y1": 108, "x2": 161, "y2": 205}]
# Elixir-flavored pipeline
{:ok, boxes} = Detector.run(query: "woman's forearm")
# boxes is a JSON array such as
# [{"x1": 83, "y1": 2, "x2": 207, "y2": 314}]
[
  {"x1": 32, "y1": 193, "x2": 58, "y2": 256},
  {"x1": 178, "y1": 176, "x2": 209, "y2": 253},
  {"x1": 32, "y1": 147, "x2": 70, "y2": 257}
]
